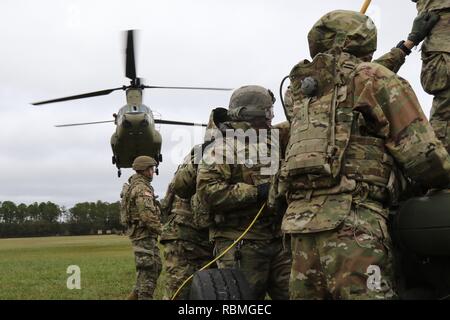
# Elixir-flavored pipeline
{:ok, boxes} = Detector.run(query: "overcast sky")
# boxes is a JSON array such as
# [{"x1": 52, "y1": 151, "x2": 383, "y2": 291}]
[{"x1": 0, "y1": 0, "x2": 429, "y2": 208}]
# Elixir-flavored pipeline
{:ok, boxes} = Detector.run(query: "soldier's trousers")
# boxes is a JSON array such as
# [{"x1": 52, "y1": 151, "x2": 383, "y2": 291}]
[
  {"x1": 214, "y1": 238, "x2": 292, "y2": 300},
  {"x1": 289, "y1": 205, "x2": 396, "y2": 300},
  {"x1": 422, "y1": 52, "x2": 450, "y2": 152},
  {"x1": 131, "y1": 237, "x2": 162, "y2": 300},
  {"x1": 162, "y1": 239, "x2": 213, "y2": 300}
]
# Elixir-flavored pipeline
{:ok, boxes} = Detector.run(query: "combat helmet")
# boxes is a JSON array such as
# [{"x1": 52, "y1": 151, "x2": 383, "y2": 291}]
[
  {"x1": 308, "y1": 10, "x2": 377, "y2": 60},
  {"x1": 228, "y1": 85, "x2": 275, "y2": 121},
  {"x1": 132, "y1": 155, "x2": 157, "y2": 171}
]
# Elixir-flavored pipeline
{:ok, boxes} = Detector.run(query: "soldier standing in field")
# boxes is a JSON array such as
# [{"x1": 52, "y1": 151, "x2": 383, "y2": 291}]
[
  {"x1": 196, "y1": 86, "x2": 292, "y2": 300},
  {"x1": 120, "y1": 155, "x2": 162, "y2": 300},
  {"x1": 278, "y1": 10, "x2": 450, "y2": 300}
]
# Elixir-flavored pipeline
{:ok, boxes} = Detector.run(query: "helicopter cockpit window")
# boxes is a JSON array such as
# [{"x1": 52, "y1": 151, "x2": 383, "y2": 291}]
[{"x1": 118, "y1": 104, "x2": 150, "y2": 116}]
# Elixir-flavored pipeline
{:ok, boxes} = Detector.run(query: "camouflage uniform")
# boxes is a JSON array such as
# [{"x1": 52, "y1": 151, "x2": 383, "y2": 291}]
[
  {"x1": 197, "y1": 90, "x2": 292, "y2": 300},
  {"x1": 160, "y1": 154, "x2": 213, "y2": 300},
  {"x1": 415, "y1": 0, "x2": 450, "y2": 151},
  {"x1": 280, "y1": 10, "x2": 450, "y2": 300},
  {"x1": 121, "y1": 173, "x2": 162, "y2": 300},
  {"x1": 283, "y1": 49, "x2": 407, "y2": 122}
]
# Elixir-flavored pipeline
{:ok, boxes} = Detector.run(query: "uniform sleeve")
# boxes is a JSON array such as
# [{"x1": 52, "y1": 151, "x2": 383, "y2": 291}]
[
  {"x1": 283, "y1": 87, "x2": 294, "y2": 122},
  {"x1": 353, "y1": 63, "x2": 450, "y2": 189},
  {"x1": 196, "y1": 141, "x2": 258, "y2": 212},
  {"x1": 173, "y1": 163, "x2": 197, "y2": 199},
  {"x1": 373, "y1": 47, "x2": 406, "y2": 74},
  {"x1": 133, "y1": 186, "x2": 161, "y2": 234}
]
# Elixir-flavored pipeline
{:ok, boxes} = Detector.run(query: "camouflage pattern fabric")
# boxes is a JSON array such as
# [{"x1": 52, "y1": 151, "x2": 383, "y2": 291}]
[
  {"x1": 373, "y1": 47, "x2": 406, "y2": 74},
  {"x1": 282, "y1": 46, "x2": 407, "y2": 123},
  {"x1": 214, "y1": 238, "x2": 292, "y2": 300},
  {"x1": 307, "y1": 10, "x2": 377, "y2": 60},
  {"x1": 190, "y1": 191, "x2": 214, "y2": 230},
  {"x1": 122, "y1": 173, "x2": 162, "y2": 299},
  {"x1": 160, "y1": 196, "x2": 212, "y2": 300},
  {"x1": 289, "y1": 202, "x2": 395, "y2": 300},
  {"x1": 420, "y1": 10, "x2": 450, "y2": 151},
  {"x1": 159, "y1": 182, "x2": 175, "y2": 224},
  {"x1": 196, "y1": 98, "x2": 290, "y2": 299},
  {"x1": 161, "y1": 197, "x2": 210, "y2": 244},
  {"x1": 282, "y1": 10, "x2": 450, "y2": 300},
  {"x1": 131, "y1": 237, "x2": 162, "y2": 300},
  {"x1": 173, "y1": 162, "x2": 197, "y2": 200},
  {"x1": 416, "y1": 0, "x2": 450, "y2": 13},
  {"x1": 197, "y1": 121, "x2": 282, "y2": 240},
  {"x1": 162, "y1": 240, "x2": 212, "y2": 300},
  {"x1": 124, "y1": 173, "x2": 161, "y2": 241},
  {"x1": 273, "y1": 121, "x2": 291, "y2": 157},
  {"x1": 160, "y1": 149, "x2": 213, "y2": 299}
]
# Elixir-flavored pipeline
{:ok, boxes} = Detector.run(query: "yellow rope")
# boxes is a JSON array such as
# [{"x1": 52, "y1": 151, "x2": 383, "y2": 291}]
[
  {"x1": 171, "y1": 203, "x2": 267, "y2": 300},
  {"x1": 360, "y1": 0, "x2": 372, "y2": 14}
]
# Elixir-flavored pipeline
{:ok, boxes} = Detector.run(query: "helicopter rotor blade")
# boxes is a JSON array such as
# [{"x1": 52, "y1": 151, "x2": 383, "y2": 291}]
[
  {"x1": 155, "y1": 119, "x2": 207, "y2": 127},
  {"x1": 143, "y1": 85, "x2": 232, "y2": 91},
  {"x1": 125, "y1": 30, "x2": 137, "y2": 81},
  {"x1": 55, "y1": 120, "x2": 115, "y2": 127},
  {"x1": 31, "y1": 87, "x2": 126, "y2": 106}
]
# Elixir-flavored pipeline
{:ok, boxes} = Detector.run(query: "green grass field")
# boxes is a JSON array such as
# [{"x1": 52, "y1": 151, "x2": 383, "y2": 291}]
[{"x1": 0, "y1": 235, "x2": 167, "y2": 300}]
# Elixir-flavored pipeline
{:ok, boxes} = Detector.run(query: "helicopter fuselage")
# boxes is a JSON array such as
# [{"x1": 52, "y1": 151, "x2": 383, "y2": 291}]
[{"x1": 111, "y1": 103, "x2": 162, "y2": 170}]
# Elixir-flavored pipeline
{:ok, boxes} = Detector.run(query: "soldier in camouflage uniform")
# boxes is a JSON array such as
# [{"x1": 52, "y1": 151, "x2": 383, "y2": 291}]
[
  {"x1": 277, "y1": 10, "x2": 450, "y2": 300},
  {"x1": 197, "y1": 86, "x2": 292, "y2": 300},
  {"x1": 410, "y1": 0, "x2": 450, "y2": 151},
  {"x1": 120, "y1": 156, "x2": 162, "y2": 300},
  {"x1": 160, "y1": 149, "x2": 213, "y2": 300}
]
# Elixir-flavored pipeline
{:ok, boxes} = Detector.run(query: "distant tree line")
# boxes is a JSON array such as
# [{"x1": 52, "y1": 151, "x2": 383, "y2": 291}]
[{"x1": 0, "y1": 201, "x2": 123, "y2": 238}]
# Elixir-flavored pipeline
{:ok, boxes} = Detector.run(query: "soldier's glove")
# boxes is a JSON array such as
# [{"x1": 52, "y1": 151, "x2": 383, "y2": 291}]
[
  {"x1": 408, "y1": 12, "x2": 440, "y2": 45},
  {"x1": 257, "y1": 183, "x2": 270, "y2": 205}
]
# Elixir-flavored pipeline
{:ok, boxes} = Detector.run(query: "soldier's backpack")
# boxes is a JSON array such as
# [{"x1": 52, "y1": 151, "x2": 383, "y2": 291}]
[
  {"x1": 285, "y1": 52, "x2": 359, "y2": 190},
  {"x1": 119, "y1": 182, "x2": 134, "y2": 226}
]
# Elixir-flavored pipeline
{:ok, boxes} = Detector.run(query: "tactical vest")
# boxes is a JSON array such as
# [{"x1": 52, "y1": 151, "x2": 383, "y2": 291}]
[{"x1": 286, "y1": 53, "x2": 395, "y2": 199}]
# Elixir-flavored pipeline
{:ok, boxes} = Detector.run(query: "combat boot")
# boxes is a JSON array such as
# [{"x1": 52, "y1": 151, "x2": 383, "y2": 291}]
[{"x1": 126, "y1": 291, "x2": 138, "y2": 300}]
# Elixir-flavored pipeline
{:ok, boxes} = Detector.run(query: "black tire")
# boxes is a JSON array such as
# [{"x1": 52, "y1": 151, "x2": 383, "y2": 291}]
[
  {"x1": 394, "y1": 192, "x2": 450, "y2": 256},
  {"x1": 189, "y1": 269, "x2": 255, "y2": 300}
]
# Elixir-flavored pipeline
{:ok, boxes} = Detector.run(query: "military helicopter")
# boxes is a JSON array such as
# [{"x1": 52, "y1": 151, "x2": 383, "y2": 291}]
[{"x1": 32, "y1": 30, "x2": 231, "y2": 177}]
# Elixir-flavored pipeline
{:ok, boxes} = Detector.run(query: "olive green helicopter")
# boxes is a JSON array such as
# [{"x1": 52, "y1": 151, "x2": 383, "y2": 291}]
[{"x1": 32, "y1": 30, "x2": 231, "y2": 177}]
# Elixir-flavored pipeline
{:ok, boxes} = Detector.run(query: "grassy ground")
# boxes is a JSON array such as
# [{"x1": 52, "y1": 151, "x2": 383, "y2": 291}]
[{"x1": 0, "y1": 235, "x2": 167, "y2": 300}]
